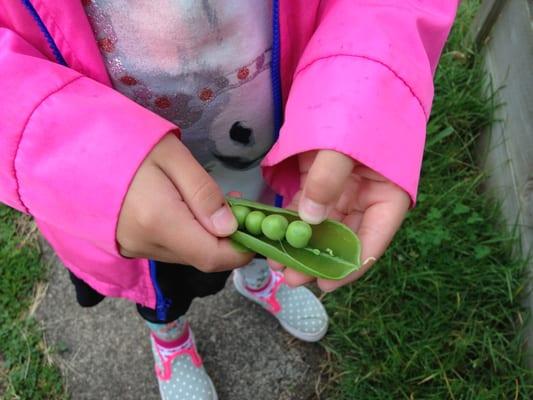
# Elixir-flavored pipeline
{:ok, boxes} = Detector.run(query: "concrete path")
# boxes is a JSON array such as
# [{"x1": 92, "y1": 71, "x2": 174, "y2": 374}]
[{"x1": 36, "y1": 241, "x2": 324, "y2": 400}]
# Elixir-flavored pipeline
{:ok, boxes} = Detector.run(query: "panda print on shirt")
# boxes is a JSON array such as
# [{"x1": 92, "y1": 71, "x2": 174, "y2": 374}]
[
  {"x1": 166, "y1": 50, "x2": 275, "y2": 172},
  {"x1": 85, "y1": 0, "x2": 275, "y2": 198}
]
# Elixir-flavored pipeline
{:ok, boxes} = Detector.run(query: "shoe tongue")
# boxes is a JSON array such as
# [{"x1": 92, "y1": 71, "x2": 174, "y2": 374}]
[
  {"x1": 245, "y1": 272, "x2": 273, "y2": 293},
  {"x1": 156, "y1": 335, "x2": 194, "y2": 360},
  {"x1": 251, "y1": 272, "x2": 282, "y2": 299}
]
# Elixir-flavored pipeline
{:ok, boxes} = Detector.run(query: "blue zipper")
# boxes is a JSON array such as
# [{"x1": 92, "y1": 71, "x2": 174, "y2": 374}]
[
  {"x1": 271, "y1": 0, "x2": 284, "y2": 208},
  {"x1": 20, "y1": 0, "x2": 66, "y2": 65},
  {"x1": 149, "y1": 260, "x2": 172, "y2": 321},
  {"x1": 22, "y1": 0, "x2": 171, "y2": 320}
]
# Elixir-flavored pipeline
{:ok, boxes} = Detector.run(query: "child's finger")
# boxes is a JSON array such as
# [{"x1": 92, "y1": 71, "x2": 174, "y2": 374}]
[
  {"x1": 155, "y1": 134, "x2": 237, "y2": 237},
  {"x1": 120, "y1": 242, "x2": 200, "y2": 265},
  {"x1": 283, "y1": 268, "x2": 315, "y2": 287},
  {"x1": 316, "y1": 197, "x2": 408, "y2": 292},
  {"x1": 267, "y1": 259, "x2": 284, "y2": 271},
  {"x1": 159, "y1": 206, "x2": 254, "y2": 271},
  {"x1": 118, "y1": 159, "x2": 252, "y2": 270},
  {"x1": 299, "y1": 150, "x2": 354, "y2": 224}
]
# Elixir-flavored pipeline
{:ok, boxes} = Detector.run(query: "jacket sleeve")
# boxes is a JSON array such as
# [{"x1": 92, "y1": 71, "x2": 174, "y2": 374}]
[
  {"x1": 0, "y1": 28, "x2": 176, "y2": 256},
  {"x1": 262, "y1": 0, "x2": 459, "y2": 204}
]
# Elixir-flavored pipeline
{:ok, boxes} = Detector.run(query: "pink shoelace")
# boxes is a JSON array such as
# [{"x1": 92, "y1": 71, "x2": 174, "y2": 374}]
[
  {"x1": 152, "y1": 323, "x2": 203, "y2": 381},
  {"x1": 244, "y1": 270, "x2": 285, "y2": 314}
]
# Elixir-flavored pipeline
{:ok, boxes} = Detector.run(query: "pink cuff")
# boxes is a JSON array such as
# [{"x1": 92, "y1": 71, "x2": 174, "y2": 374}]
[{"x1": 262, "y1": 56, "x2": 427, "y2": 206}]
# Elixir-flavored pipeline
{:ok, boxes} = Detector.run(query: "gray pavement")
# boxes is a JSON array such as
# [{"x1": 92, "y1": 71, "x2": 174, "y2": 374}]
[{"x1": 36, "y1": 241, "x2": 325, "y2": 400}]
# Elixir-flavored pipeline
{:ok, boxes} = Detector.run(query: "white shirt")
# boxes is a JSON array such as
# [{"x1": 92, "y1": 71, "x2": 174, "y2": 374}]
[{"x1": 85, "y1": 0, "x2": 275, "y2": 201}]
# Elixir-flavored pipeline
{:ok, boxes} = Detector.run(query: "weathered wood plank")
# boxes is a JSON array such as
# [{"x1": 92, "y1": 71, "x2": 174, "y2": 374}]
[
  {"x1": 482, "y1": 0, "x2": 533, "y2": 204},
  {"x1": 468, "y1": 0, "x2": 508, "y2": 46},
  {"x1": 475, "y1": 0, "x2": 533, "y2": 360}
]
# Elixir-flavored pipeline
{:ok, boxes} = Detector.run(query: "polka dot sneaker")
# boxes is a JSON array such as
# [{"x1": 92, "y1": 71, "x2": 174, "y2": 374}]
[
  {"x1": 233, "y1": 268, "x2": 328, "y2": 342},
  {"x1": 150, "y1": 323, "x2": 218, "y2": 400}
]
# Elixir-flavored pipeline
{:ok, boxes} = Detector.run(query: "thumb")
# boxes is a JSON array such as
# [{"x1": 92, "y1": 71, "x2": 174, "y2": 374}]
[
  {"x1": 154, "y1": 134, "x2": 237, "y2": 237},
  {"x1": 299, "y1": 150, "x2": 355, "y2": 224}
]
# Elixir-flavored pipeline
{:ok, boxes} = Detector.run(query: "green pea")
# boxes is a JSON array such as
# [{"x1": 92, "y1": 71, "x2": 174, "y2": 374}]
[
  {"x1": 285, "y1": 220, "x2": 312, "y2": 248},
  {"x1": 231, "y1": 205, "x2": 251, "y2": 228},
  {"x1": 226, "y1": 196, "x2": 362, "y2": 280},
  {"x1": 245, "y1": 211, "x2": 266, "y2": 236},
  {"x1": 261, "y1": 214, "x2": 289, "y2": 241}
]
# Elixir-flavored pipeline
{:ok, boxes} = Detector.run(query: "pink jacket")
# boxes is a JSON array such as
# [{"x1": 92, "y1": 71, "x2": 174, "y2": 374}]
[{"x1": 0, "y1": 1, "x2": 458, "y2": 311}]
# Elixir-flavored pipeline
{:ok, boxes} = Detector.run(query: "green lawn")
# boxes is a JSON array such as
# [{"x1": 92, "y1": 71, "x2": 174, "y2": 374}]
[
  {"x1": 0, "y1": 210, "x2": 66, "y2": 399},
  {"x1": 320, "y1": 2, "x2": 533, "y2": 399},
  {"x1": 1, "y1": 2, "x2": 532, "y2": 399}
]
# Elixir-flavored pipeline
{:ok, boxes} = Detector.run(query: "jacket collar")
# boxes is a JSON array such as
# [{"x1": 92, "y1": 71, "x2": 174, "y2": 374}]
[{"x1": 31, "y1": 0, "x2": 111, "y2": 85}]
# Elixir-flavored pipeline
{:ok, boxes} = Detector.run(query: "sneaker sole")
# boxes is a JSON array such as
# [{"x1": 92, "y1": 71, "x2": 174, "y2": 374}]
[
  {"x1": 232, "y1": 272, "x2": 328, "y2": 343},
  {"x1": 209, "y1": 377, "x2": 218, "y2": 400},
  {"x1": 192, "y1": 332, "x2": 218, "y2": 400}
]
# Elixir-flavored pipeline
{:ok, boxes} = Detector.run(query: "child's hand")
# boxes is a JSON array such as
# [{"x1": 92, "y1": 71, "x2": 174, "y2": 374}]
[
  {"x1": 117, "y1": 133, "x2": 253, "y2": 272},
  {"x1": 269, "y1": 150, "x2": 410, "y2": 292}
]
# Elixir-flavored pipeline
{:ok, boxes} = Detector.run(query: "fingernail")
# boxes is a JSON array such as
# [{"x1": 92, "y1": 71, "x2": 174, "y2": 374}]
[
  {"x1": 299, "y1": 197, "x2": 328, "y2": 224},
  {"x1": 363, "y1": 257, "x2": 377, "y2": 266},
  {"x1": 211, "y1": 205, "x2": 237, "y2": 236}
]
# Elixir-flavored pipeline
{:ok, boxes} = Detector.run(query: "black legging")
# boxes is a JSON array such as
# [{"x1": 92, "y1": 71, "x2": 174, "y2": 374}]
[{"x1": 69, "y1": 261, "x2": 231, "y2": 324}]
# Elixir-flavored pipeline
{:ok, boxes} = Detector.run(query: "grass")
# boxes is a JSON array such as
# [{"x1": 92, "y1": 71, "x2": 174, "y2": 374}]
[
  {"x1": 0, "y1": 209, "x2": 66, "y2": 399},
  {"x1": 320, "y1": 2, "x2": 533, "y2": 399}
]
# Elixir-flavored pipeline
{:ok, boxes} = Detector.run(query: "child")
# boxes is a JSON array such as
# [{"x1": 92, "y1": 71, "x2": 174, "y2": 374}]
[{"x1": 0, "y1": 1, "x2": 458, "y2": 398}]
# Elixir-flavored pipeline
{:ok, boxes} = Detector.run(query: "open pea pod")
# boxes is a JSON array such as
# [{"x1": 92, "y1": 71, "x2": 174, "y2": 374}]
[{"x1": 227, "y1": 197, "x2": 361, "y2": 280}]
